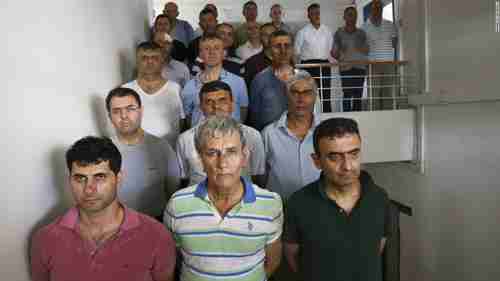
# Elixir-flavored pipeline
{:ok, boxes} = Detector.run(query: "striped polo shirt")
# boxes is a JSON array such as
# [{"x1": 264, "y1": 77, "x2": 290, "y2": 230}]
[
  {"x1": 362, "y1": 18, "x2": 398, "y2": 61},
  {"x1": 164, "y1": 178, "x2": 283, "y2": 281}
]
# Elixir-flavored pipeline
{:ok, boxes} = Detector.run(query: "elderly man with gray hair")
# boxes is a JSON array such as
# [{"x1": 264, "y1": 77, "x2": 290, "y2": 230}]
[
  {"x1": 261, "y1": 70, "x2": 321, "y2": 201},
  {"x1": 165, "y1": 115, "x2": 283, "y2": 281}
]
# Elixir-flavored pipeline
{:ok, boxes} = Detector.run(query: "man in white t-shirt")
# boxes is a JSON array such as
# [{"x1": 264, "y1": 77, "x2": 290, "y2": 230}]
[
  {"x1": 176, "y1": 80, "x2": 265, "y2": 188},
  {"x1": 105, "y1": 87, "x2": 181, "y2": 220},
  {"x1": 295, "y1": 3, "x2": 334, "y2": 112},
  {"x1": 122, "y1": 41, "x2": 185, "y2": 147}
]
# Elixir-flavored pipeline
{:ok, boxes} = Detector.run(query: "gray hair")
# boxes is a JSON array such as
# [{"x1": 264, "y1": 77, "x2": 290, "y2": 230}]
[
  {"x1": 286, "y1": 69, "x2": 318, "y2": 95},
  {"x1": 194, "y1": 116, "x2": 247, "y2": 154}
]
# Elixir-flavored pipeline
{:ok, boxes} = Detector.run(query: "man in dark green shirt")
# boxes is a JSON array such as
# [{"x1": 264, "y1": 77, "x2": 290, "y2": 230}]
[{"x1": 284, "y1": 117, "x2": 390, "y2": 281}]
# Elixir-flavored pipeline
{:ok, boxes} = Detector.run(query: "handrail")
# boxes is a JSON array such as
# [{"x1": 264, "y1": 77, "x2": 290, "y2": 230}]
[{"x1": 296, "y1": 60, "x2": 409, "y2": 68}]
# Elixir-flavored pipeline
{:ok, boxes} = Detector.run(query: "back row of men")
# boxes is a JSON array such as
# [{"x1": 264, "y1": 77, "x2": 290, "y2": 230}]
[{"x1": 31, "y1": 74, "x2": 392, "y2": 281}]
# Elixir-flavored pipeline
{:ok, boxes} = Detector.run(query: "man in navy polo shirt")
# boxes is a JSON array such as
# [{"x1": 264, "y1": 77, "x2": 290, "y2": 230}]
[{"x1": 284, "y1": 117, "x2": 390, "y2": 281}]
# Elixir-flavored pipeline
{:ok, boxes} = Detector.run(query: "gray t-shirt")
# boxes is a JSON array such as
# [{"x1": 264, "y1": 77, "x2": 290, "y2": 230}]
[
  {"x1": 112, "y1": 132, "x2": 180, "y2": 217},
  {"x1": 333, "y1": 27, "x2": 369, "y2": 70}
]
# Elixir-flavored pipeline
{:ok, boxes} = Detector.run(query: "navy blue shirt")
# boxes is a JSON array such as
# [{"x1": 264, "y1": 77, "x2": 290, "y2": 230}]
[{"x1": 248, "y1": 67, "x2": 288, "y2": 131}]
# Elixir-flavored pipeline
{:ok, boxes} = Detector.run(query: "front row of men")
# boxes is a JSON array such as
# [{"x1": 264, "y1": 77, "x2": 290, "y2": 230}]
[{"x1": 31, "y1": 74, "x2": 391, "y2": 281}]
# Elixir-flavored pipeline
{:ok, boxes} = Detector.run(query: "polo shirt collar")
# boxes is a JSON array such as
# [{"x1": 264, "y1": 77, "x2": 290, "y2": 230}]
[
  {"x1": 194, "y1": 177, "x2": 256, "y2": 203},
  {"x1": 58, "y1": 204, "x2": 140, "y2": 231},
  {"x1": 276, "y1": 110, "x2": 321, "y2": 129},
  {"x1": 195, "y1": 68, "x2": 229, "y2": 84}
]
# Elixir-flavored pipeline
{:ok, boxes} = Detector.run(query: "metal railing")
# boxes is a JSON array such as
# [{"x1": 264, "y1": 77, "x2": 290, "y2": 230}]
[{"x1": 296, "y1": 60, "x2": 415, "y2": 113}]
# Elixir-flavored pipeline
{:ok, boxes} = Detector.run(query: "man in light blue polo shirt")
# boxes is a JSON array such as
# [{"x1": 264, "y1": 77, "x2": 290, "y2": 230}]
[
  {"x1": 262, "y1": 71, "x2": 321, "y2": 201},
  {"x1": 181, "y1": 35, "x2": 248, "y2": 128}
]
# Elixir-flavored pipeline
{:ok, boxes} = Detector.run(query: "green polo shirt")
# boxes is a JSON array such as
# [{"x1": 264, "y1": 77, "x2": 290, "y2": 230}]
[{"x1": 284, "y1": 172, "x2": 390, "y2": 281}]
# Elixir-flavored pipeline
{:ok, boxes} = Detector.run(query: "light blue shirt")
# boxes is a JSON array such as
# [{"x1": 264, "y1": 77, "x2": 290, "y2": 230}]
[
  {"x1": 262, "y1": 111, "x2": 321, "y2": 201},
  {"x1": 181, "y1": 69, "x2": 248, "y2": 126}
]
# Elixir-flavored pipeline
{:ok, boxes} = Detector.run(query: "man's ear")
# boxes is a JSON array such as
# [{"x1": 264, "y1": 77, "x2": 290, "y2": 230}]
[
  {"x1": 311, "y1": 153, "x2": 321, "y2": 170},
  {"x1": 116, "y1": 171, "x2": 124, "y2": 188}
]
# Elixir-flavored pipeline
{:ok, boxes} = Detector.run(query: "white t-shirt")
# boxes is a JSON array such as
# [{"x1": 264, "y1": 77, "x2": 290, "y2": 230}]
[
  {"x1": 122, "y1": 80, "x2": 185, "y2": 147},
  {"x1": 176, "y1": 123, "x2": 265, "y2": 186},
  {"x1": 236, "y1": 41, "x2": 263, "y2": 63}
]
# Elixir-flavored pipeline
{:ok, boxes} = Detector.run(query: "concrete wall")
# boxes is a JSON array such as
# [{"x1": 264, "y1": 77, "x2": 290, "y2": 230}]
[
  {"x1": 1, "y1": 0, "x2": 149, "y2": 280},
  {"x1": 365, "y1": 1, "x2": 500, "y2": 281}
]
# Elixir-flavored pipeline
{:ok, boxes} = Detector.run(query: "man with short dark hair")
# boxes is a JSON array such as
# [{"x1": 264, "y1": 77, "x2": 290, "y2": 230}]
[
  {"x1": 269, "y1": 4, "x2": 292, "y2": 35},
  {"x1": 152, "y1": 28, "x2": 190, "y2": 88},
  {"x1": 243, "y1": 23, "x2": 277, "y2": 86},
  {"x1": 163, "y1": 1, "x2": 195, "y2": 47},
  {"x1": 216, "y1": 23, "x2": 244, "y2": 76},
  {"x1": 106, "y1": 87, "x2": 180, "y2": 218},
  {"x1": 284, "y1": 117, "x2": 390, "y2": 281},
  {"x1": 31, "y1": 136, "x2": 176, "y2": 281},
  {"x1": 295, "y1": 3, "x2": 334, "y2": 112},
  {"x1": 122, "y1": 41, "x2": 185, "y2": 146},
  {"x1": 182, "y1": 35, "x2": 248, "y2": 127},
  {"x1": 165, "y1": 115, "x2": 283, "y2": 281},
  {"x1": 248, "y1": 30, "x2": 294, "y2": 130},
  {"x1": 332, "y1": 6, "x2": 369, "y2": 112},
  {"x1": 234, "y1": 1, "x2": 260, "y2": 47},
  {"x1": 176, "y1": 80, "x2": 265, "y2": 188},
  {"x1": 187, "y1": 8, "x2": 218, "y2": 71}
]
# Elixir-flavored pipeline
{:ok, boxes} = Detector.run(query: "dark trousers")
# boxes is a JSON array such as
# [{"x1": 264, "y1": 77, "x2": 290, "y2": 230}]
[
  {"x1": 340, "y1": 67, "x2": 366, "y2": 112},
  {"x1": 302, "y1": 59, "x2": 332, "y2": 113}
]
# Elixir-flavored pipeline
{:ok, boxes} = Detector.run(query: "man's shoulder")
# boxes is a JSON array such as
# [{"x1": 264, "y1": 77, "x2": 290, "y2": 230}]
[
  {"x1": 121, "y1": 80, "x2": 138, "y2": 89},
  {"x1": 177, "y1": 127, "x2": 196, "y2": 145},
  {"x1": 32, "y1": 214, "x2": 68, "y2": 242},
  {"x1": 251, "y1": 184, "x2": 283, "y2": 205},
  {"x1": 288, "y1": 180, "x2": 320, "y2": 204},
  {"x1": 222, "y1": 69, "x2": 245, "y2": 84},
  {"x1": 252, "y1": 67, "x2": 272, "y2": 81},
  {"x1": 169, "y1": 185, "x2": 199, "y2": 203},
  {"x1": 241, "y1": 124, "x2": 261, "y2": 137}
]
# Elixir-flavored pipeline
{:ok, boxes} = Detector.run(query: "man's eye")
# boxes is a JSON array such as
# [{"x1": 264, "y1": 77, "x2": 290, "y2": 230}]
[
  {"x1": 73, "y1": 176, "x2": 86, "y2": 183},
  {"x1": 95, "y1": 174, "x2": 107, "y2": 181}
]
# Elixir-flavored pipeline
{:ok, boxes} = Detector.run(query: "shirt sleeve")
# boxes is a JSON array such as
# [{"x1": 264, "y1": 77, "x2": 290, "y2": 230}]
[
  {"x1": 151, "y1": 225, "x2": 177, "y2": 281},
  {"x1": 294, "y1": 29, "x2": 304, "y2": 59},
  {"x1": 172, "y1": 83, "x2": 186, "y2": 119},
  {"x1": 247, "y1": 128, "x2": 266, "y2": 175},
  {"x1": 30, "y1": 230, "x2": 50, "y2": 281},
  {"x1": 175, "y1": 136, "x2": 188, "y2": 179},
  {"x1": 267, "y1": 193, "x2": 284, "y2": 244},
  {"x1": 248, "y1": 77, "x2": 262, "y2": 128},
  {"x1": 180, "y1": 81, "x2": 194, "y2": 117},
  {"x1": 235, "y1": 76, "x2": 249, "y2": 107}
]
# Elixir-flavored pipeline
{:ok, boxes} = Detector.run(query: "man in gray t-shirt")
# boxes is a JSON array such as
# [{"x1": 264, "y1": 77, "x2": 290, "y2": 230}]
[
  {"x1": 332, "y1": 6, "x2": 369, "y2": 112},
  {"x1": 106, "y1": 87, "x2": 180, "y2": 220}
]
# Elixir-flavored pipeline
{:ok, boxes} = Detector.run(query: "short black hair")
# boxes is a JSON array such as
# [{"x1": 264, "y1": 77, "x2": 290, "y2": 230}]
[
  {"x1": 154, "y1": 14, "x2": 169, "y2": 27},
  {"x1": 199, "y1": 80, "x2": 233, "y2": 101},
  {"x1": 313, "y1": 118, "x2": 361, "y2": 154},
  {"x1": 137, "y1": 41, "x2": 161, "y2": 52},
  {"x1": 199, "y1": 34, "x2": 223, "y2": 46},
  {"x1": 105, "y1": 87, "x2": 142, "y2": 113},
  {"x1": 66, "y1": 136, "x2": 122, "y2": 175},
  {"x1": 308, "y1": 3, "x2": 320, "y2": 13},
  {"x1": 269, "y1": 29, "x2": 291, "y2": 42},
  {"x1": 199, "y1": 7, "x2": 217, "y2": 19},
  {"x1": 243, "y1": 1, "x2": 257, "y2": 10},
  {"x1": 344, "y1": 6, "x2": 357, "y2": 15}
]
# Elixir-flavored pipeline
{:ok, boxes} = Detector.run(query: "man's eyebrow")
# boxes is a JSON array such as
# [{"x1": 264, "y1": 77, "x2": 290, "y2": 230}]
[{"x1": 328, "y1": 148, "x2": 361, "y2": 155}]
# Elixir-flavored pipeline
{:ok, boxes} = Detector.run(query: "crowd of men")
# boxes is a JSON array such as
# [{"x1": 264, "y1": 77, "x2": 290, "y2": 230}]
[{"x1": 30, "y1": 1, "x2": 397, "y2": 281}]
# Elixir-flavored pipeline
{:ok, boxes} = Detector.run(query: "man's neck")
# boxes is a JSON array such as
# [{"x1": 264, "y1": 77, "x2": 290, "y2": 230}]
[
  {"x1": 311, "y1": 22, "x2": 321, "y2": 29},
  {"x1": 137, "y1": 74, "x2": 166, "y2": 94},
  {"x1": 117, "y1": 128, "x2": 144, "y2": 145},
  {"x1": 325, "y1": 179, "x2": 361, "y2": 204},
  {"x1": 201, "y1": 65, "x2": 223, "y2": 82},
  {"x1": 345, "y1": 24, "x2": 356, "y2": 33},
  {"x1": 248, "y1": 38, "x2": 261, "y2": 48},
  {"x1": 246, "y1": 19, "x2": 257, "y2": 25},
  {"x1": 370, "y1": 16, "x2": 382, "y2": 26},
  {"x1": 78, "y1": 201, "x2": 123, "y2": 232},
  {"x1": 207, "y1": 181, "x2": 244, "y2": 217},
  {"x1": 286, "y1": 113, "x2": 313, "y2": 141}
]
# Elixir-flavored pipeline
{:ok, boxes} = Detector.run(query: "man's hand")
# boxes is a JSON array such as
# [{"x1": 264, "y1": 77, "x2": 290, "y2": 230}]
[
  {"x1": 264, "y1": 239, "x2": 282, "y2": 277},
  {"x1": 284, "y1": 242, "x2": 300, "y2": 273}
]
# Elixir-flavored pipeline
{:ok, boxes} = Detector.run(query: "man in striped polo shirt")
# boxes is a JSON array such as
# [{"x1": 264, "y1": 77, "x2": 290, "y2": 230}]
[
  {"x1": 165, "y1": 116, "x2": 283, "y2": 281},
  {"x1": 362, "y1": 0, "x2": 399, "y2": 110}
]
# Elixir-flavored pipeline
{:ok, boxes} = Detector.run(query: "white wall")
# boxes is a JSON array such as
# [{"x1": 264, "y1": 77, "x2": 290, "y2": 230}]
[
  {"x1": 1, "y1": 0, "x2": 149, "y2": 280},
  {"x1": 364, "y1": 1, "x2": 500, "y2": 281}
]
